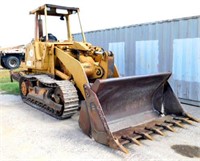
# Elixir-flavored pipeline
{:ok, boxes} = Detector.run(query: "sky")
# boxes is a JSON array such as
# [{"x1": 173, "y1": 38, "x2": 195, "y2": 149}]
[{"x1": 0, "y1": 0, "x2": 199, "y2": 47}]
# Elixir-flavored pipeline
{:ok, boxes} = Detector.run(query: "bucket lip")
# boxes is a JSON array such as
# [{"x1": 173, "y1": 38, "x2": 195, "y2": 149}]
[{"x1": 91, "y1": 72, "x2": 172, "y2": 93}]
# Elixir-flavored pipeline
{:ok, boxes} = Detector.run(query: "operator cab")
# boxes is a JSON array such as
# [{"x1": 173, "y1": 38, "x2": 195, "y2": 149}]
[{"x1": 30, "y1": 4, "x2": 85, "y2": 42}]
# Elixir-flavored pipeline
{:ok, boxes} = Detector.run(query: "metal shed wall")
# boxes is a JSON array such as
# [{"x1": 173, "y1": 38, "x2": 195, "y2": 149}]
[{"x1": 73, "y1": 16, "x2": 200, "y2": 106}]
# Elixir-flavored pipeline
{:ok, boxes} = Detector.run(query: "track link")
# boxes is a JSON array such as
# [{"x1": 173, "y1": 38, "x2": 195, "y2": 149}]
[{"x1": 20, "y1": 74, "x2": 79, "y2": 119}]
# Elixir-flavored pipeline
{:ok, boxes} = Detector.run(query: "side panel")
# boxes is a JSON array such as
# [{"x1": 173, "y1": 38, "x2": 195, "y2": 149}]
[
  {"x1": 25, "y1": 42, "x2": 51, "y2": 71},
  {"x1": 172, "y1": 38, "x2": 200, "y2": 101},
  {"x1": 109, "y1": 42, "x2": 125, "y2": 76},
  {"x1": 173, "y1": 38, "x2": 200, "y2": 82},
  {"x1": 25, "y1": 43, "x2": 37, "y2": 68},
  {"x1": 135, "y1": 40, "x2": 159, "y2": 75}
]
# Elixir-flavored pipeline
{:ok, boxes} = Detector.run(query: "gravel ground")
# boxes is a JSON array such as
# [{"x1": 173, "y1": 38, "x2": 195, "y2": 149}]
[{"x1": 0, "y1": 94, "x2": 200, "y2": 161}]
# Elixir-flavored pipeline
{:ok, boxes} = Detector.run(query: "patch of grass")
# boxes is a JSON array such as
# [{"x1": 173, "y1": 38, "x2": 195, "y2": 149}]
[
  {"x1": 0, "y1": 77, "x2": 11, "y2": 83},
  {"x1": 0, "y1": 82, "x2": 19, "y2": 94},
  {"x1": 0, "y1": 69, "x2": 10, "y2": 78},
  {"x1": 0, "y1": 69, "x2": 19, "y2": 95}
]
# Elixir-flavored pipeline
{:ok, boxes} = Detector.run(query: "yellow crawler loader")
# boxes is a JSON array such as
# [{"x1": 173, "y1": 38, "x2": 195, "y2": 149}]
[{"x1": 11, "y1": 4, "x2": 199, "y2": 153}]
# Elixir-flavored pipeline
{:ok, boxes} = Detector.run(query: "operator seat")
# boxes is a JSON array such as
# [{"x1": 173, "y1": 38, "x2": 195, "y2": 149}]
[{"x1": 40, "y1": 33, "x2": 57, "y2": 42}]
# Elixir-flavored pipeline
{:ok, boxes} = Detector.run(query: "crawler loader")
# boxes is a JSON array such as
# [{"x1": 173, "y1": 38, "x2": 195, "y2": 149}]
[{"x1": 11, "y1": 4, "x2": 199, "y2": 153}]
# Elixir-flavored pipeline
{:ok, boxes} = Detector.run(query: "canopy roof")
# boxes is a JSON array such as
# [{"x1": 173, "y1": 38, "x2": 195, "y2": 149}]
[{"x1": 29, "y1": 4, "x2": 79, "y2": 16}]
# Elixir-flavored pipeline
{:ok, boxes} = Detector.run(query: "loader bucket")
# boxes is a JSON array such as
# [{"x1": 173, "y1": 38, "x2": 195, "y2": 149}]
[{"x1": 79, "y1": 72, "x2": 199, "y2": 153}]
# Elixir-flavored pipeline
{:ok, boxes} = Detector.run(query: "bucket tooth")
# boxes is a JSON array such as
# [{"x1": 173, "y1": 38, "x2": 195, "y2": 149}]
[
  {"x1": 115, "y1": 139, "x2": 129, "y2": 154},
  {"x1": 145, "y1": 127, "x2": 165, "y2": 136},
  {"x1": 185, "y1": 113, "x2": 200, "y2": 123},
  {"x1": 182, "y1": 118, "x2": 193, "y2": 125},
  {"x1": 165, "y1": 120, "x2": 184, "y2": 128},
  {"x1": 142, "y1": 133, "x2": 153, "y2": 141},
  {"x1": 156, "y1": 124, "x2": 175, "y2": 132},
  {"x1": 175, "y1": 122, "x2": 184, "y2": 128},
  {"x1": 121, "y1": 136, "x2": 142, "y2": 146},
  {"x1": 174, "y1": 117, "x2": 193, "y2": 125},
  {"x1": 135, "y1": 132, "x2": 153, "y2": 141},
  {"x1": 131, "y1": 138, "x2": 142, "y2": 146}
]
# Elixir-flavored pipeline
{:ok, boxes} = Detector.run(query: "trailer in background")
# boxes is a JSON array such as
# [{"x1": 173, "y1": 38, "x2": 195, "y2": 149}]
[{"x1": 0, "y1": 45, "x2": 25, "y2": 69}]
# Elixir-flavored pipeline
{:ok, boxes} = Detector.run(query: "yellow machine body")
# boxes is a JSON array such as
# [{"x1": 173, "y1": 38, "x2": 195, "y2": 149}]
[{"x1": 11, "y1": 4, "x2": 199, "y2": 153}]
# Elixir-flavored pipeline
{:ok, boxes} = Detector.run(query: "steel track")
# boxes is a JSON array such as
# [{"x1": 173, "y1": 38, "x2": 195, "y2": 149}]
[{"x1": 20, "y1": 74, "x2": 79, "y2": 119}]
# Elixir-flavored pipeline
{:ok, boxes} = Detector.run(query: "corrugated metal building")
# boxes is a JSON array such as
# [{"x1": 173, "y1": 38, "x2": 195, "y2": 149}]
[{"x1": 73, "y1": 15, "x2": 200, "y2": 106}]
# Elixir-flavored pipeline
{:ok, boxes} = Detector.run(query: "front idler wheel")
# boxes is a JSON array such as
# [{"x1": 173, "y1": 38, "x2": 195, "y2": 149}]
[{"x1": 19, "y1": 78, "x2": 32, "y2": 99}]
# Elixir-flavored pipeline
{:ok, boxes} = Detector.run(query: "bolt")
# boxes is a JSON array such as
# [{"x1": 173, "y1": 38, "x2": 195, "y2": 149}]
[
  {"x1": 90, "y1": 102, "x2": 96, "y2": 110},
  {"x1": 96, "y1": 69, "x2": 101, "y2": 76},
  {"x1": 85, "y1": 89, "x2": 90, "y2": 97}
]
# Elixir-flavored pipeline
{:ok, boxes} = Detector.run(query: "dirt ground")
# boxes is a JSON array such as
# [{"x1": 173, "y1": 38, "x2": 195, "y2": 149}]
[{"x1": 0, "y1": 94, "x2": 200, "y2": 161}]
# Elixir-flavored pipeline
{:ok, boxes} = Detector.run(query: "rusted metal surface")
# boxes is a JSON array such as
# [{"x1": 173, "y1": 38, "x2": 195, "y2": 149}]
[
  {"x1": 18, "y1": 75, "x2": 79, "y2": 119},
  {"x1": 10, "y1": 70, "x2": 30, "y2": 82},
  {"x1": 79, "y1": 72, "x2": 199, "y2": 153}
]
